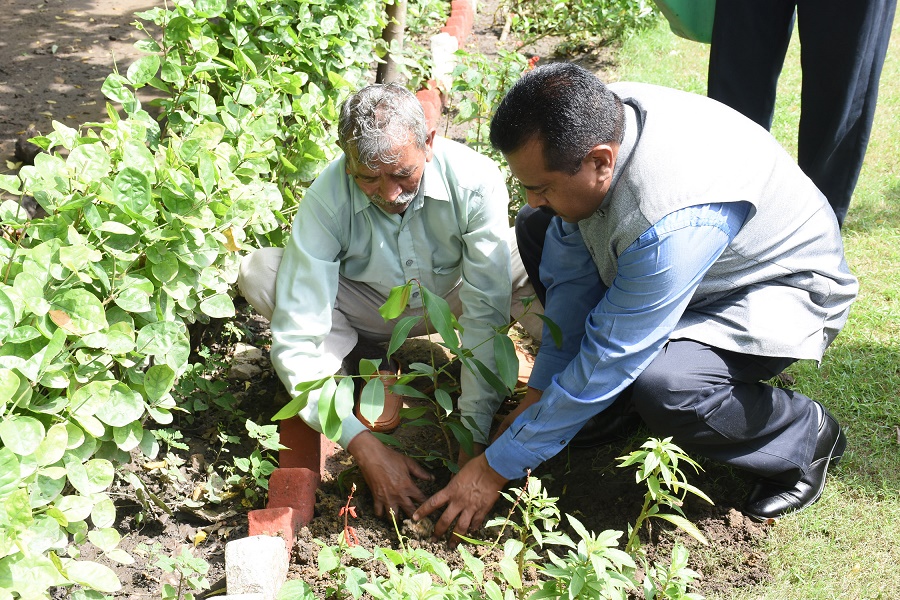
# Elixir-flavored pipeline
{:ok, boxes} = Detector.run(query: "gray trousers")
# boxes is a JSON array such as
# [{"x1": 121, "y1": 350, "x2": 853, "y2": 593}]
[{"x1": 237, "y1": 231, "x2": 542, "y2": 376}]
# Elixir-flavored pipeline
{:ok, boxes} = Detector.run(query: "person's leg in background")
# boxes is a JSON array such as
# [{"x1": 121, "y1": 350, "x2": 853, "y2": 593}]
[
  {"x1": 707, "y1": 0, "x2": 797, "y2": 129},
  {"x1": 795, "y1": 0, "x2": 897, "y2": 226}
]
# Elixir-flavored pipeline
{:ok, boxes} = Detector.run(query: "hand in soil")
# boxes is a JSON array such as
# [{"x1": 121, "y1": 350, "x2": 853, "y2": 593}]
[
  {"x1": 347, "y1": 430, "x2": 434, "y2": 518},
  {"x1": 413, "y1": 453, "x2": 508, "y2": 547}
]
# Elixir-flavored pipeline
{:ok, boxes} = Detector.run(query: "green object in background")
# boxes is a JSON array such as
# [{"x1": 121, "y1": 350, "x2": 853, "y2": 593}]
[{"x1": 653, "y1": 0, "x2": 716, "y2": 43}]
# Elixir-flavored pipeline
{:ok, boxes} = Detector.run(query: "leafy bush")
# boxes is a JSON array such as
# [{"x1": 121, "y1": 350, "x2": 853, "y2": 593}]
[
  {"x1": 0, "y1": 0, "x2": 390, "y2": 595},
  {"x1": 504, "y1": 0, "x2": 659, "y2": 53}
]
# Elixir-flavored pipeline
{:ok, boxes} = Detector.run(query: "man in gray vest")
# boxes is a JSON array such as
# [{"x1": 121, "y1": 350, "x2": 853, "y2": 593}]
[{"x1": 414, "y1": 62, "x2": 858, "y2": 541}]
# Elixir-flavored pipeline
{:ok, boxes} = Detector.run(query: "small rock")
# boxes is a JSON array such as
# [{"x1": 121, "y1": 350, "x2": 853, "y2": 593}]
[
  {"x1": 726, "y1": 508, "x2": 744, "y2": 529},
  {"x1": 190, "y1": 453, "x2": 207, "y2": 472},
  {"x1": 225, "y1": 535, "x2": 289, "y2": 600},
  {"x1": 233, "y1": 343, "x2": 263, "y2": 364},
  {"x1": 227, "y1": 362, "x2": 262, "y2": 381},
  {"x1": 402, "y1": 517, "x2": 434, "y2": 539}
]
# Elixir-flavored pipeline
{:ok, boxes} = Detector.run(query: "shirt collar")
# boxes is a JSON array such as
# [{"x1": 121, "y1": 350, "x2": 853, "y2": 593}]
[{"x1": 609, "y1": 100, "x2": 640, "y2": 192}]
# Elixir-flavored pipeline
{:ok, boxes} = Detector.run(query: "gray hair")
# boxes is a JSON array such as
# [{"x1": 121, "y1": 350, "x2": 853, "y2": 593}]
[{"x1": 338, "y1": 83, "x2": 428, "y2": 169}]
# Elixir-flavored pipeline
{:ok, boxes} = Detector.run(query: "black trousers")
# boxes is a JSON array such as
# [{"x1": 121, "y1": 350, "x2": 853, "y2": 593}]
[
  {"x1": 515, "y1": 205, "x2": 821, "y2": 483},
  {"x1": 707, "y1": 0, "x2": 896, "y2": 227}
]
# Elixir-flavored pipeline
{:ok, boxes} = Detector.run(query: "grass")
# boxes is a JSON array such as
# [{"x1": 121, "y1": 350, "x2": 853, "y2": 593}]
[{"x1": 612, "y1": 11, "x2": 900, "y2": 600}]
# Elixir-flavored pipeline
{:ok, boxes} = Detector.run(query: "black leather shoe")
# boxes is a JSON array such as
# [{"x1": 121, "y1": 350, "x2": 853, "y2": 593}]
[
  {"x1": 744, "y1": 402, "x2": 847, "y2": 521},
  {"x1": 570, "y1": 393, "x2": 642, "y2": 449}
]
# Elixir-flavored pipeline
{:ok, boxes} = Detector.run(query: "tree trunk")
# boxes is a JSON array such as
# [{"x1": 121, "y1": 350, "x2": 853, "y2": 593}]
[{"x1": 376, "y1": 0, "x2": 408, "y2": 84}]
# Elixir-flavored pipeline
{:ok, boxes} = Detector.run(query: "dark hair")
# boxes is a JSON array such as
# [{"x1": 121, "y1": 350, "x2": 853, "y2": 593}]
[{"x1": 490, "y1": 62, "x2": 625, "y2": 174}]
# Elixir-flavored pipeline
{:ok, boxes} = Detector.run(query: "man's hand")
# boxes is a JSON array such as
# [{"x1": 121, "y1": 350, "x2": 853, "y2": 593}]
[
  {"x1": 413, "y1": 453, "x2": 508, "y2": 547},
  {"x1": 457, "y1": 442, "x2": 485, "y2": 469},
  {"x1": 491, "y1": 387, "x2": 543, "y2": 443},
  {"x1": 347, "y1": 431, "x2": 433, "y2": 519}
]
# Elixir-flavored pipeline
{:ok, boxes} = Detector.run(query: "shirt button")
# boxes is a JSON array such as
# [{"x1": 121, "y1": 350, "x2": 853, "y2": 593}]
[
  {"x1": 560, "y1": 440, "x2": 566, "y2": 445},
  {"x1": 405, "y1": 259, "x2": 413, "y2": 266}
]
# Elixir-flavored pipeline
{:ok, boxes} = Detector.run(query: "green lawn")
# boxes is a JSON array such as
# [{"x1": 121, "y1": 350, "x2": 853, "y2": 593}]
[{"x1": 612, "y1": 12, "x2": 900, "y2": 600}]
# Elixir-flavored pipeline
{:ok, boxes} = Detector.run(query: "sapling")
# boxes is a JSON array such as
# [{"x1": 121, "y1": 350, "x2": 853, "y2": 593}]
[{"x1": 617, "y1": 437, "x2": 713, "y2": 554}]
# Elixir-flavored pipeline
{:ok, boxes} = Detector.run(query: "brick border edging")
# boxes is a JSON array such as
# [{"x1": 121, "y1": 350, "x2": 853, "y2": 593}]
[{"x1": 418, "y1": 0, "x2": 475, "y2": 131}]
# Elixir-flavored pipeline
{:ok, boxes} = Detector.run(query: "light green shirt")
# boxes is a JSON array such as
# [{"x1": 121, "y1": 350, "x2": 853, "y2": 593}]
[{"x1": 270, "y1": 137, "x2": 513, "y2": 447}]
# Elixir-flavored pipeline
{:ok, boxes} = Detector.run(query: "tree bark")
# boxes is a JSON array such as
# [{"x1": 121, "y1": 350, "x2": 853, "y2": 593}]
[{"x1": 376, "y1": 0, "x2": 408, "y2": 84}]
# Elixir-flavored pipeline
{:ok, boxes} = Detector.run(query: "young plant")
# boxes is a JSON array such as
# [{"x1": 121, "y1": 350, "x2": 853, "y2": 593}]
[
  {"x1": 481, "y1": 473, "x2": 573, "y2": 597},
  {"x1": 135, "y1": 542, "x2": 211, "y2": 600},
  {"x1": 617, "y1": 437, "x2": 713, "y2": 554}
]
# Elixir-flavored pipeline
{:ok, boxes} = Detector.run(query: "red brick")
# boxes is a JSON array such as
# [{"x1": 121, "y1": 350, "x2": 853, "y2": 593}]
[
  {"x1": 441, "y1": 23, "x2": 463, "y2": 44},
  {"x1": 278, "y1": 416, "x2": 338, "y2": 473},
  {"x1": 266, "y1": 467, "x2": 319, "y2": 523},
  {"x1": 248, "y1": 507, "x2": 305, "y2": 548},
  {"x1": 416, "y1": 90, "x2": 442, "y2": 133}
]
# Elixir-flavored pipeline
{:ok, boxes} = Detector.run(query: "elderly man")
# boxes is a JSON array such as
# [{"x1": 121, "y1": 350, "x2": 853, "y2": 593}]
[
  {"x1": 238, "y1": 83, "x2": 538, "y2": 518},
  {"x1": 415, "y1": 63, "x2": 858, "y2": 541}
]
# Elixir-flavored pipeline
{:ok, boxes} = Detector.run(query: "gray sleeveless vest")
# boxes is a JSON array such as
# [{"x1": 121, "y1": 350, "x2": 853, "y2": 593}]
[{"x1": 578, "y1": 82, "x2": 857, "y2": 360}]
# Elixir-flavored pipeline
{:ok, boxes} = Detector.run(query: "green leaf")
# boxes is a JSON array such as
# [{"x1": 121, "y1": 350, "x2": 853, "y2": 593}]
[
  {"x1": 0, "y1": 174, "x2": 22, "y2": 195},
  {"x1": 498, "y1": 555, "x2": 522, "y2": 589},
  {"x1": 471, "y1": 358, "x2": 511, "y2": 397},
  {"x1": 126, "y1": 54, "x2": 161, "y2": 86},
  {"x1": 654, "y1": 513, "x2": 709, "y2": 546},
  {"x1": 144, "y1": 365, "x2": 175, "y2": 403},
  {"x1": 113, "y1": 167, "x2": 151, "y2": 217},
  {"x1": 277, "y1": 579, "x2": 314, "y2": 600},
  {"x1": 94, "y1": 383, "x2": 145, "y2": 427},
  {"x1": 67, "y1": 142, "x2": 112, "y2": 182},
  {"x1": 0, "y1": 448, "x2": 21, "y2": 497},
  {"x1": 56, "y1": 494, "x2": 93, "y2": 522},
  {"x1": 422, "y1": 287, "x2": 460, "y2": 348},
  {"x1": 135, "y1": 322, "x2": 190, "y2": 374},
  {"x1": 90, "y1": 495, "x2": 116, "y2": 528},
  {"x1": 114, "y1": 274, "x2": 154, "y2": 313},
  {"x1": 34, "y1": 423, "x2": 69, "y2": 466},
  {"x1": 316, "y1": 378, "x2": 339, "y2": 440},
  {"x1": 271, "y1": 390, "x2": 309, "y2": 421},
  {"x1": 65, "y1": 560, "x2": 122, "y2": 593},
  {"x1": 358, "y1": 377, "x2": 385, "y2": 425},
  {"x1": 88, "y1": 527, "x2": 120, "y2": 552},
  {"x1": 101, "y1": 73, "x2": 134, "y2": 104},
  {"x1": 493, "y1": 334, "x2": 519, "y2": 390},
  {"x1": 537, "y1": 314, "x2": 563, "y2": 348},
  {"x1": 0, "y1": 368, "x2": 20, "y2": 406},
  {"x1": 0, "y1": 415, "x2": 45, "y2": 456},
  {"x1": 434, "y1": 388, "x2": 454, "y2": 416},
  {"x1": 386, "y1": 315, "x2": 422, "y2": 358},
  {"x1": 199, "y1": 294, "x2": 235, "y2": 319},
  {"x1": 379, "y1": 283, "x2": 412, "y2": 320},
  {"x1": 0, "y1": 554, "x2": 69, "y2": 597},
  {"x1": 197, "y1": 149, "x2": 217, "y2": 195},
  {"x1": 317, "y1": 545, "x2": 339, "y2": 573},
  {"x1": 64, "y1": 455, "x2": 115, "y2": 495},
  {"x1": 49, "y1": 288, "x2": 107, "y2": 336},
  {"x1": 446, "y1": 420, "x2": 475, "y2": 458},
  {"x1": 0, "y1": 288, "x2": 14, "y2": 343}
]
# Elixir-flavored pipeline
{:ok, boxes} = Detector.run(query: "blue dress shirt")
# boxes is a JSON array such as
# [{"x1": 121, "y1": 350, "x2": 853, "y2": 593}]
[{"x1": 486, "y1": 201, "x2": 751, "y2": 480}]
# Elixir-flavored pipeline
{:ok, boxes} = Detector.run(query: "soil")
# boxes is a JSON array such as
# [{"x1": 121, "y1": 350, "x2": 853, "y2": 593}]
[{"x1": 2, "y1": 1, "x2": 773, "y2": 598}]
